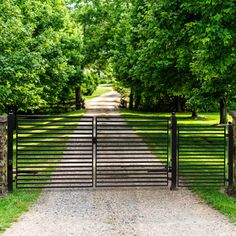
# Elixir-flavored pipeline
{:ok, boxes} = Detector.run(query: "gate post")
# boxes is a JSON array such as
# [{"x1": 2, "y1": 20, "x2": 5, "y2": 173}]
[
  {"x1": 0, "y1": 116, "x2": 7, "y2": 194},
  {"x1": 7, "y1": 111, "x2": 14, "y2": 192},
  {"x1": 170, "y1": 112, "x2": 177, "y2": 190},
  {"x1": 228, "y1": 122, "x2": 234, "y2": 191},
  {"x1": 229, "y1": 111, "x2": 236, "y2": 193}
]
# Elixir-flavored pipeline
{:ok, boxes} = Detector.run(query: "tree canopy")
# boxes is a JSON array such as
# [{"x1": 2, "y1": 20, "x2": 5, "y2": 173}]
[
  {"x1": 109, "y1": 0, "x2": 236, "y2": 122},
  {"x1": 0, "y1": 0, "x2": 84, "y2": 113},
  {"x1": 0, "y1": 0, "x2": 235, "y2": 123}
]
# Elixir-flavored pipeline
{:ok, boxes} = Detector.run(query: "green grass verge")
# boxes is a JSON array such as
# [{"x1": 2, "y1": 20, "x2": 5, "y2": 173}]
[
  {"x1": 120, "y1": 109, "x2": 236, "y2": 223},
  {"x1": 84, "y1": 84, "x2": 113, "y2": 100},
  {"x1": 0, "y1": 185, "x2": 41, "y2": 233},
  {"x1": 120, "y1": 109, "x2": 232, "y2": 125},
  {"x1": 192, "y1": 187, "x2": 236, "y2": 223}
]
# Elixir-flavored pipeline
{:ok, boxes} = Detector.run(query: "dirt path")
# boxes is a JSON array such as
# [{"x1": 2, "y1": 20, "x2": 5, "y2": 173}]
[{"x1": 3, "y1": 89, "x2": 236, "y2": 236}]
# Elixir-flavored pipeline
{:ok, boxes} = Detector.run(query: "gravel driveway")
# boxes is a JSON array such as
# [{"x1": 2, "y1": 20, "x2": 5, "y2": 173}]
[{"x1": 3, "y1": 89, "x2": 236, "y2": 236}]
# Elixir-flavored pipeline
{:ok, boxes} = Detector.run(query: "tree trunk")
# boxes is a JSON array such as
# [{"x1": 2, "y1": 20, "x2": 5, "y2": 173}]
[
  {"x1": 220, "y1": 98, "x2": 227, "y2": 124},
  {"x1": 75, "y1": 87, "x2": 82, "y2": 110},
  {"x1": 177, "y1": 97, "x2": 182, "y2": 112},
  {"x1": 191, "y1": 110, "x2": 198, "y2": 119},
  {"x1": 134, "y1": 94, "x2": 141, "y2": 110},
  {"x1": 129, "y1": 92, "x2": 133, "y2": 110}
]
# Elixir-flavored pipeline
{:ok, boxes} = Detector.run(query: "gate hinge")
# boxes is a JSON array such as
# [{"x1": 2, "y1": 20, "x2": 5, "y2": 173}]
[{"x1": 93, "y1": 137, "x2": 97, "y2": 144}]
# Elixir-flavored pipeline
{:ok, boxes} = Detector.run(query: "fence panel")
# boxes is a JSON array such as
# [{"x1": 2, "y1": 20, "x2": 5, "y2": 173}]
[
  {"x1": 177, "y1": 125, "x2": 226, "y2": 187},
  {"x1": 16, "y1": 115, "x2": 94, "y2": 188},
  {"x1": 96, "y1": 116, "x2": 169, "y2": 187}
]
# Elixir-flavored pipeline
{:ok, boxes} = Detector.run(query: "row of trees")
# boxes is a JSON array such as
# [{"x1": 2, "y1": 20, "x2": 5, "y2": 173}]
[
  {"x1": 1, "y1": 0, "x2": 235, "y2": 123},
  {"x1": 69, "y1": 0, "x2": 235, "y2": 123},
  {"x1": 109, "y1": 0, "x2": 236, "y2": 123}
]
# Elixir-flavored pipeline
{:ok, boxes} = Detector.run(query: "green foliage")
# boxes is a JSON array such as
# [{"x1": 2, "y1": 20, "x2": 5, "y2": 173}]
[
  {"x1": 81, "y1": 68, "x2": 98, "y2": 96},
  {"x1": 111, "y1": 0, "x2": 194, "y2": 111},
  {"x1": 109, "y1": 0, "x2": 236, "y2": 119},
  {"x1": 0, "y1": 0, "x2": 235, "y2": 120},
  {"x1": 113, "y1": 81, "x2": 130, "y2": 99},
  {"x1": 98, "y1": 64, "x2": 116, "y2": 84},
  {"x1": 0, "y1": 0, "x2": 83, "y2": 114},
  {"x1": 71, "y1": 0, "x2": 116, "y2": 68},
  {"x1": 183, "y1": 0, "x2": 236, "y2": 111}
]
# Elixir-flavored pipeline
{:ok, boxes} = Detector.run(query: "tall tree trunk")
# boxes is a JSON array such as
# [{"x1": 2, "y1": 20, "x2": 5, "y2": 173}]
[
  {"x1": 191, "y1": 110, "x2": 197, "y2": 119},
  {"x1": 220, "y1": 98, "x2": 227, "y2": 124},
  {"x1": 177, "y1": 97, "x2": 182, "y2": 112},
  {"x1": 75, "y1": 87, "x2": 82, "y2": 110},
  {"x1": 134, "y1": 94, "x2": 141, "y2": 110},
  {"x1": 129, "y1": 92, "x2": 133, "y2": 110}
]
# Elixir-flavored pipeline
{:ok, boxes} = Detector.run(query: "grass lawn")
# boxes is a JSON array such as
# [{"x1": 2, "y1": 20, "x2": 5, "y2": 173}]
[
  {"x1": 0, "y1": 186, "x2": 41, "y2": 234},
  {"x1": 120, "y1": 109, "x2": 236, "y2": 223},
  {"x1": 84, "y1": 84, "x2": 113, "y2": 100}
]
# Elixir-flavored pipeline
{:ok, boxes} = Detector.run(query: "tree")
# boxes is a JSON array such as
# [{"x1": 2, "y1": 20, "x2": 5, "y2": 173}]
[
  {"x1": 111, "y1": 0, "x2": 197, "y2": 112},
  {"x1": 0, "y1": 0, "x2": 44, "y2": 112},
  {"x1": 183, "y1": 0, "x2": 236, "y2": 123},
  {"x1": 110, "y1": 0, "x2": 236, "y2": 122},
  {"x1": 0, "y1": 0, "x2": 84, "y2": 113}
]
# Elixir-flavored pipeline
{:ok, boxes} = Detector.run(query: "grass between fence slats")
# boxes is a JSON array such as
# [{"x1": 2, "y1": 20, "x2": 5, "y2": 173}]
[
  {"x1": 120, "y1": 109, "x2": 236, "y2": 223},
  {"x1": 122, "y1": 112, "x2": 226, "y2": 186},
  {"x1": 121, "y1": 116, "x2": 169, "y2": 181},
  {"x1": 16, "y1": 116, "x2": 81, "y2": 188},
  {"x1": 0, "y1": 109, "x2": 84, "y2": 234}
]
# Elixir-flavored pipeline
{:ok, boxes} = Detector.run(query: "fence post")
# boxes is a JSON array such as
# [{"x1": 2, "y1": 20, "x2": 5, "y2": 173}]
[
  {"x1": 228, "y1": 122, "x2": 234, "y2": 191},
  {"x1": 170, "y1": 112, "x2": 177, "y2": 190},
  {"x1": 0, "y1": 116, "x2": 7, "y2": 194},
  {"x1": 7, "y1": 111, "x2": 14, "y2": 192}
]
